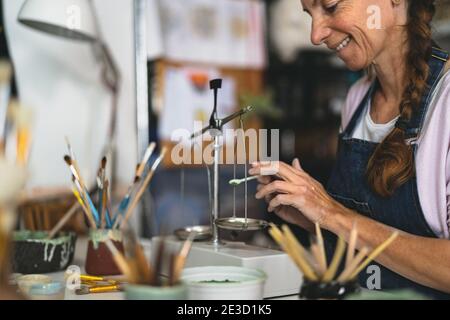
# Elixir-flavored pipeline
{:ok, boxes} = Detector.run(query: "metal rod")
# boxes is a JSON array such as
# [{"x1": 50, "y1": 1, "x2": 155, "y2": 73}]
[
  {"x1": 212, "y1": 135, "x2": 221, "y2": 246},
  {"x1": 134, "y1": 0, "x2": 149, "y2": 159}
]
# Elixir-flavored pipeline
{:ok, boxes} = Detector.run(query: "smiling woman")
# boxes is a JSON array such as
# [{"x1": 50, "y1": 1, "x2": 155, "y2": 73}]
[{"x1": 252, "y1": 0, "x2": 450, "y2": 299}]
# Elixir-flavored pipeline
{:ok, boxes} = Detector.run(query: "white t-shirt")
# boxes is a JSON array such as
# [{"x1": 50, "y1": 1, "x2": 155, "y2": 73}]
[{"x1": 352, "y1": 97, "x2": 400, "y2": 143}]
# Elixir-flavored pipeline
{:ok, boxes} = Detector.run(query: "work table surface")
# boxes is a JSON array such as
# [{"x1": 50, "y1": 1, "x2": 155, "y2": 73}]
[{"x1": 45, "y1": 237, "x2": 298, "y2": 300}]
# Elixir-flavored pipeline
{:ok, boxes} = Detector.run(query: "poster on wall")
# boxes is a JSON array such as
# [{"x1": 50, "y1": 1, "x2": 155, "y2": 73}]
[
  {"x1": 158, "y1": 0, "x2": 266, "y2": 69},
  {"x1": 158, "y1": 66, "x2": 236, "y2": 143}
]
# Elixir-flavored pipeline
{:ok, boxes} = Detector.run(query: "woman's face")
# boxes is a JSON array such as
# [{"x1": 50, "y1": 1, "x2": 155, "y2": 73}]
[{"x1": 301, "y1": 0, "x2": 406, "y2": 70}]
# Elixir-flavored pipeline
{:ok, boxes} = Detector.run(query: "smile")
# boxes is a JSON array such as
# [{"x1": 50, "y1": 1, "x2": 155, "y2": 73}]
[{"x1": 336, "y1": 36, "x2": 351, "y2": 52}]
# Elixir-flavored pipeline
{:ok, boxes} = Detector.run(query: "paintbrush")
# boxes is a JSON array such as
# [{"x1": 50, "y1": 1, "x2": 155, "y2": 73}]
[
  {"x1": 102, "y1": 179, "x2": 113, "y2": 228},
  {"x1": 75, "y1": 284, "x2": 124, "y2": 295},
  {"x1": 123, "y1": 229, "x2": 152, "y2": 284},
  {"x1": 135, "y1": 142, "x2": 156, "y2": 180},
  {"x1": 112, "y1": 143, "x2": 157, "y2": 223},
  {"x1": 117, "y1": 147, "x2": 166, "y2": 229},
  {"x1": 47, "y1": 202, "x2": 81, "y2": 239},
  {"x1": 104, "y1": 239, "x2": 134, "y2": 281},
  {"x1": 64, "y1": 155, "x2": 83, "y2": 186},
  {"x1": 71, "y1": 187, "x2": 96, "y2": 229},
  {"x1": 98, "y1": 157, "x2": 107, "y2": 227},
  {"x1": 172, "y1": 231, "x2": 196, "y2": 285},
  {"x1": 152, "y1": 238, "x2": 165, "y2": 286},
  {"x1": 64, "y1": 137, "x2": 84, "y2": 186},
  {"x1": 229, "y1": 175, "x2": 259, "y2": 186},
  {"x1": 72, "y1": 176, "x2": 98, "y2": 227}
]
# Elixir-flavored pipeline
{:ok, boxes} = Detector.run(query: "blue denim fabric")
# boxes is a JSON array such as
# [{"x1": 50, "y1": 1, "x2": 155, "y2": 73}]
[{"x1": 325, "y1": 46, "x2": 450, "y2": 299}]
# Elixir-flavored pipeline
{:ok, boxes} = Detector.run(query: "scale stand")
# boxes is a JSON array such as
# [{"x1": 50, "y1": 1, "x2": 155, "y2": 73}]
[{"x1": 153, "y1": 79, "x2": 303, "y2": 298}]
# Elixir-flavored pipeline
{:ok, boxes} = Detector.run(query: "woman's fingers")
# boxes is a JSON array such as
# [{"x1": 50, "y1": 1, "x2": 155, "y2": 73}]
[
  {"x1": 268, "y1": 194, "x2": 298, "y2": 212},
  {"x1": 250, "y1": 160, "x2": 310, "y2": 184},
  {"x1": 257, "y1": 175, "x2": 272, "y2": 185},
  {"x1": 256, "y1": 180, "x2": 305, "y2": 200},
  {"x1": 250, "y1": 161, "x2": 297, "y2": 183},
  {"x1": 292, "y1": 158, "x2": 302, "y2": 170}
]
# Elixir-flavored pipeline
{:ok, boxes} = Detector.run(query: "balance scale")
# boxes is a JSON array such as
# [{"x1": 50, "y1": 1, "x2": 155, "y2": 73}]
[{"x1": 153, "y1": 79, "x2": 303, "y2": 298}]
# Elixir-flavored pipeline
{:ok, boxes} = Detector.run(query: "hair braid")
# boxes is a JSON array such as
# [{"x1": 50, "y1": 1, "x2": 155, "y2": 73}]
[{"x1": 366, "y1": 0, "x2": 435, "y2": 197}]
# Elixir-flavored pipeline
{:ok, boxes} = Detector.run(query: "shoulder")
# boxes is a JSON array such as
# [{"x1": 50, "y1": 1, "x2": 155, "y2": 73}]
[
  {"x1": 340, "y1": 75, "x2": 372, "y2": 131},
  {"x1": 436, "y1": 69, "x2": 450, "y2": 101},
  {"x1": 419, "y1": 69, "x2": 450, "y2": 144}
]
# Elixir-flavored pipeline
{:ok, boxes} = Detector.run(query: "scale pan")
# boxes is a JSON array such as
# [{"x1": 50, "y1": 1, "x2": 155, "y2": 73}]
[
  {"x1": 215, "y1": 217, "x2": 269, "y2": 231},
  {"x1": 174, "y1": 225, "x2": 212, "y2": 241}
]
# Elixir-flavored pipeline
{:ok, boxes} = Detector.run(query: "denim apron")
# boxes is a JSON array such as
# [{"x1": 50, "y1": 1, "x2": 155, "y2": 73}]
[{"x1": 326, "y1": 46, "x2": 450, "y2": 299}]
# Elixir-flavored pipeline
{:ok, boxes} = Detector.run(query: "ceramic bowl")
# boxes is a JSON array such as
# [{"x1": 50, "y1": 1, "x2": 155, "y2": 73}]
[
  {"x1": 181, "y1": 266, "x2": 266, "y2": 300},
  {"x1": 125, "y1": 283, "x2": 187, "y2": 300},
  {"x1": 12, "y1": 231, "x2": 76, "y2": 274}
]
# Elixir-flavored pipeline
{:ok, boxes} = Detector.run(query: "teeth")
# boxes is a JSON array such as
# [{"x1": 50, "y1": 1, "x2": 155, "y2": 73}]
[{"x1": 336, "y1": 37, "x2": 351, "y2": 52}]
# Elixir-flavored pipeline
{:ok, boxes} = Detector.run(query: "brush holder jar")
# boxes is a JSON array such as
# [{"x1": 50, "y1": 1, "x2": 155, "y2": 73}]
[
  {"x1": 85, "y1": 229, "x2": 124, "y2": 276},
  {"x1": 299, "y1": 279, "x2": 360, "y2": 300}
]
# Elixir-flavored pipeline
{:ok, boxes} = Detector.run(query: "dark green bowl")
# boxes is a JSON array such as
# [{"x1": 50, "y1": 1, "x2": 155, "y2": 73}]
[{"x1": 12, "y1": 231, "x2": 77, "y2": 274}]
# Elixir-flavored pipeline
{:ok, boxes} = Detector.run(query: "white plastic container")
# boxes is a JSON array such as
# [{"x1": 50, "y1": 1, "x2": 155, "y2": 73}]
[{"x1": 181, "y1": 266, "x2": 267, "y2": 300}]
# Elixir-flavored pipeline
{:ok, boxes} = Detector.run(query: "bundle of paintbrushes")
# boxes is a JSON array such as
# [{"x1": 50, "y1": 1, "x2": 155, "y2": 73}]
[
  {"x1": 62, "y1": 141, "x2": 166, "y2": 231},
  {"x1": 104, "y1": 232, "x2": 195, "y2": 287},
  {"x1": 269, "y1": 223, "x2": 399, "y2": 299}
]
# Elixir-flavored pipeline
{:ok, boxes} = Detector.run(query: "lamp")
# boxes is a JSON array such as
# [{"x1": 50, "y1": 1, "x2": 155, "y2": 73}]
[{"x1": 17, "y1": 0, "x2": 120, "y2": 187}]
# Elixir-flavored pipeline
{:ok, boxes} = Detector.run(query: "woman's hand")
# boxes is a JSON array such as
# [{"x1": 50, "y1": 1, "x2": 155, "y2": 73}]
[{"x1": 250, "y1": 159, "x2": 345, "y2": 231}]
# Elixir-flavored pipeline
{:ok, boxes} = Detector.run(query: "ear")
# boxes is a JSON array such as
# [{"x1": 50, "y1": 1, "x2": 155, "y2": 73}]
[{"x1": 391, "y1": 0, "x2": 408, "y2": 26}]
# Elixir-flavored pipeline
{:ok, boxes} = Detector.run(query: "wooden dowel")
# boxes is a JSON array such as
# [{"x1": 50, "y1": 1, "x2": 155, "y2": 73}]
[
  {"x1": 346, "y1": 222, "x2": 358, "y2": 268},
  {"x1": 310, "y1": 242, "x2": 326, "y2": 276},
  {"x1": 349, "y1": 231, "x2": 399, "y2": 280},
  {"x1": 315, "y1": 222, "x2": 328, "y2": 274},
  {"x1": 337, "y1": 247, "x2": 369, "y2": 282},
  {"x1": 322, "y1": 236, "x2": 346, "y2": 282},
  {"x1": 270, "y1": 224, "x2": 318, "y2": 281}
]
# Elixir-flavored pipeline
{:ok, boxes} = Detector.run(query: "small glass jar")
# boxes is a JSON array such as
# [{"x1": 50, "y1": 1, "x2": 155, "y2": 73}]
[
  {"x1": 85, "y1": 229, "x2": 124, "y2": 276},
  {"x1": 299, "y1": 279, "x2": 361, "y2": 300}
]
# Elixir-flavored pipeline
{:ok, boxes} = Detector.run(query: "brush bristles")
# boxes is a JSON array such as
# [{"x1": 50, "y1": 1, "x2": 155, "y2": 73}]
[
  {"x1": 101, "y1": 156, "x2": 107, "y2": 169},
  {"x1": 64, "y1": 155, "x2": 72, "y2": 166}
]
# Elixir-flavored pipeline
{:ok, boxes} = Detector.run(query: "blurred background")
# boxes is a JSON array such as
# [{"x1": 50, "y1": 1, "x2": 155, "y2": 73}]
[{"x1": 1, "y1": 0, "x2": 449, "y2": 244}]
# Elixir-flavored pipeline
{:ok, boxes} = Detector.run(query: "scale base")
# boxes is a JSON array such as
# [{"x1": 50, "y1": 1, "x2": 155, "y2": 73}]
[{"x1": 152, "y1": 236, "x2": 303, "y2": 298}]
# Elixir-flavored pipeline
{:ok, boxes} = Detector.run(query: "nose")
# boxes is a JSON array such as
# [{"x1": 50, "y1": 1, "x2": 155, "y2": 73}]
[{"x1": 310, "y1": 18, "x2": 332, "y2": 46}]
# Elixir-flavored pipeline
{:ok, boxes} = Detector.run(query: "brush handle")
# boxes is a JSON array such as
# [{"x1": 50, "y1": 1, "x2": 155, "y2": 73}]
[
  {"x1": 119, "y1": 149, "x2": 166, "y2": 229},
  {"x1": 47, "y1": 202, "x2": 80, "y2": 239}
]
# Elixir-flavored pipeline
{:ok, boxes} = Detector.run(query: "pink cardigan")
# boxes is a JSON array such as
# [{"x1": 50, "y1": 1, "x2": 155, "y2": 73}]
[{"x1": 341, "y1": 71, "x2": 450, "y2": 238}]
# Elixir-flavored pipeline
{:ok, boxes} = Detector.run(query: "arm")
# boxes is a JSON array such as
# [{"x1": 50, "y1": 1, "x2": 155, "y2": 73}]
[{"x1": 251, "y1": 161, "x2": 450, "y2": 294}]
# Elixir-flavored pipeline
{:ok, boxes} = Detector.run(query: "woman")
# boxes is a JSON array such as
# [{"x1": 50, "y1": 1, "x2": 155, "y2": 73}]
[{"x1": 251, "y1": 0, "x2": 450, "y2": 298}]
